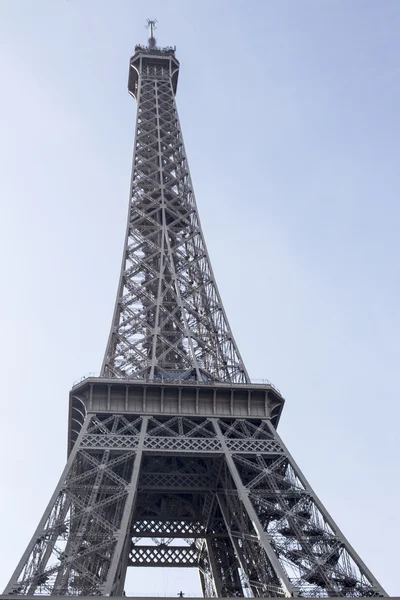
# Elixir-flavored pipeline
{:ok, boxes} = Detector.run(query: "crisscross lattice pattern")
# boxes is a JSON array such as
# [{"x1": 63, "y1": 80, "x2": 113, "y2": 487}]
[
  {"x1": 5, "y1": 415, "x2": 387, "y2": 597},
  {"x1": 4, "y1": 39, "x2": 388, "y2": 600},
  {"x1": 101, "y1": 59, "x2": 248, "y2": 383}
]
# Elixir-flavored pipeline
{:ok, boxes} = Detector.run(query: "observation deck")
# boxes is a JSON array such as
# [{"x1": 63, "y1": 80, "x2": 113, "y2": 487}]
[
  {"x1": 68, "y1": 375, "x2": 285, "y2": 453},
  {"x1": 128, "y1": 43, "x2": 180, "y2": 98}
]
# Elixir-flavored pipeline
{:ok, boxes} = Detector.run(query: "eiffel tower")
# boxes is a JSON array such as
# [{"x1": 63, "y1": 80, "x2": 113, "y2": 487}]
[{"x1": 3, "y1": 21, "x2": 388, "y2": 599}]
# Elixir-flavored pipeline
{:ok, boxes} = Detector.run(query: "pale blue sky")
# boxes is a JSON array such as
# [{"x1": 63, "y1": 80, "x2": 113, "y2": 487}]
[{"x1": 0, "y1": 0, "x2": 399, "y2": 596}]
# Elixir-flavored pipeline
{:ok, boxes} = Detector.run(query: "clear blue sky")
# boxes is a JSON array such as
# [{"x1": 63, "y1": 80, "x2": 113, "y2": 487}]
[{"x1": 0, "y1": 0, "x2": 399, "y2": 596}]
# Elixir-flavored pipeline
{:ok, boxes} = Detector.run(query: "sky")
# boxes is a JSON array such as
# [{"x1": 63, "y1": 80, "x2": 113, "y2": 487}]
[{"x1": 0, "y1": 0, "x2": 399, "y2": 596}]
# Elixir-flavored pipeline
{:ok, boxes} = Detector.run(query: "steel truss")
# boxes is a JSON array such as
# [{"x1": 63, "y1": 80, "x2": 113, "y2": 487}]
[
  {"x1": 5, "y1": 415, "x2": 386, "y2": 597},
  {"x1": 101, "y1": 38, "x2": 248, "y2": 384},
  {"x1": 4, "y1": 28, "x2": 388, "y2": 600}
]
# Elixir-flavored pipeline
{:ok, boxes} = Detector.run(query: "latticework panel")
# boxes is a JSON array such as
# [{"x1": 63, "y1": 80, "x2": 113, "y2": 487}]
[
  {"x1": 129, "y1": 544, "x2": 198, "y2": 567},
  {"x1": 102, "y1": 61, "x2": 248, "y2": 384},
  {"x1": 5, "y1": 414, "x2": 387, "y2": 597},
  {"x1": 6, "y1": 415, "x2": 143, "y2": 596},
  {"x1": 4, "y1": 34, "x2": 388, "y2": 600},
  {"x1": 214, "y1": 418, "x2": 386, "y2": 598}
]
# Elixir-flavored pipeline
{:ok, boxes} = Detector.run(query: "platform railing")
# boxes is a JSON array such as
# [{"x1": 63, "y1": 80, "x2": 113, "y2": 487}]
[{"x1": 72, "y1": 372, "x2": 281, "y2": 395}]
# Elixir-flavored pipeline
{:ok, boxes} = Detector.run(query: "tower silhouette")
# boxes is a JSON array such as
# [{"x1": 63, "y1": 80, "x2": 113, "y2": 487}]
[{"x1": 4, "y1": 23, "x2": 387, "y2": 598}]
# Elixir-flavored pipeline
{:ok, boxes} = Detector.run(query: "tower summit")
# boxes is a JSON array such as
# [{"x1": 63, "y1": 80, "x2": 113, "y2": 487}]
[{"x1": 3, "y1": 23, "x2": 388, "y2": 599}]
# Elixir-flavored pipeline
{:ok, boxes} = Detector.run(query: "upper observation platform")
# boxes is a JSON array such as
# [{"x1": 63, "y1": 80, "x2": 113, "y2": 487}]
[{"x1": 128, "y1": 21, "x2": 180, "y2": 98}]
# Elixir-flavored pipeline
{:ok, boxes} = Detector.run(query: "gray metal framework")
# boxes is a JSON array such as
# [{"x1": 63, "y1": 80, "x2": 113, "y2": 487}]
[
  {"x1": 3, "y1": 25, "x2": 387, "y2": 599},
  {"x1": 101, "y1": 27, "x2": 247, "y2": 385}
]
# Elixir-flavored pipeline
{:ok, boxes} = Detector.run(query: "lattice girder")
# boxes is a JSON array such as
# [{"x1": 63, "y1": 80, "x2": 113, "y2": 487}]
[
  {"x1": 102, "y1": 46, "x2": 248, "y2": 384},
  {"x1": 4, "y1": 34, "x2": 388, "y2": 600},
  {"x1": 129, "y1": 544, "x2": 198, "y2": 567},
  {"x1": 5, "y1": 416, "x2": 145, "y2": 595},
  {"x1": 214, "y1": 418, "x2": 386, "y2": 598},
  {"x1": 5, "y1": 413, "x2": 388, "y2": 597}
]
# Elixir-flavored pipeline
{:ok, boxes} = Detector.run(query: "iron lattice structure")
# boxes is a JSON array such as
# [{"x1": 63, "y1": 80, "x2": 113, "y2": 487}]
[
  {"x1": 101, "y1": 30, "x2": 247, "y2": 385},
  {"x1": 4, "y1": 26, "x2": 387, "y2": 599}
]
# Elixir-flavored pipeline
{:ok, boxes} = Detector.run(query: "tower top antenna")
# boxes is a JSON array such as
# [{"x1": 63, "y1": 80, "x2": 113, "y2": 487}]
[{"x1": 145, "y1": 18, "x2": 157, "y2": 49}]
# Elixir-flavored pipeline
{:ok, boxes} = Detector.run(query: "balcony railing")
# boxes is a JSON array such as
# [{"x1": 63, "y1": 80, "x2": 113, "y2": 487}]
[{"x1": 72, "y1": 372, "x2": 281, "y2": 396}]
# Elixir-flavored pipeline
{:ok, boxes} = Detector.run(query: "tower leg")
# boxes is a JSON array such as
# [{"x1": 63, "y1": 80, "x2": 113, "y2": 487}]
[
  {"x1": 205, "y1": 538, "x2": 223, "y2": 596},
  {"x1": 4, "y1": 414, "x2": 147, "y2": 596},
  {"x1": 213, "y1": 418, "x2": 295, "y2": 597},
  {"x1": 4, "y1": 417, "x2": 91, "y2": 595},
  {"x1": 102, "y1": 416, "x2": 148, "y2": 594},
  {"x1": 208, "y1": 533, "x2": 247, "y2": 597},
  {"x1": 212, "y1": 416, "x2": 388, "y2": 598}
]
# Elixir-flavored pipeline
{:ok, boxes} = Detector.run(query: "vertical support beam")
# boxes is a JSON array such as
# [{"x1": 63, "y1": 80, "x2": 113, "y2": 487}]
[
  {"x1": 215, "y1": 493, "x2": 253, "y2": 597},
  {"x1": 148, "y1": 80, "x2": 166, "y2": 382},
  {"x1": 102, "y1": 416, "x2": 149, "y2": 595},
  {"x1": 125, "y1": 385, "x2": 129, "y2": 411},
  {"x1": 205, "y1": 539, "x2": 223, "y2": 597},
  {"x1": 211, "y1": 418, "x2": 295, "y2": 598},
  {"x1": 199, "y1": 570, "x2": 207, "y2": 598},
  {"x1": 107, "y1": 384, "x2": 111, "y2": 410}
]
